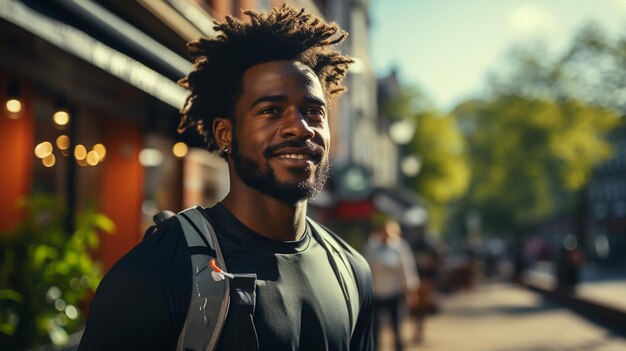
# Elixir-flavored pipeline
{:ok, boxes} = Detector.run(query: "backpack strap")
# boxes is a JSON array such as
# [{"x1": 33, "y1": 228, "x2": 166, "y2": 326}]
[
  {"x1": 174, "y1": 207, "x2": 231, "y2": 351},
  {"x1": 307, "y1": 218, "x2": 360, "y2": 334}
]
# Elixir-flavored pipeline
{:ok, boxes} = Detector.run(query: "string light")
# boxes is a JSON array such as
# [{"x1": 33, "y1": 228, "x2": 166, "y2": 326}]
[
  {"x1": 53, "y1": 110, "x2": 70, "y2": 126},
  {"x1": 5, "y1": 80, "x2": 22, "y2": 117},
  {"x1": 42, "y1": 154, "x2": 56, "y2": 167},
  {"x1": 56, "y1": 135, "x2": 70, "y2": 150},
  {"x1": 86, "y1": 150, "x2": 99, "y2": 166},
  {"x1": 52, "y1": 97, "x2": 70, "y2": 128},
  {"x1": 92, "y1": 143, "x2": 106, "y2": 161},
  {"x1": 172, "y1": 142, "x2": 188, "y2": 158},
  {"x1": 74, "y1": 144, "x2": 87, "y2": 160},
  {"x1": 6, "y1": 99, "x2": 22, "y2": 114},
  {"x1": 34, "y1": 141, "x2": 53, "y2": 159}
]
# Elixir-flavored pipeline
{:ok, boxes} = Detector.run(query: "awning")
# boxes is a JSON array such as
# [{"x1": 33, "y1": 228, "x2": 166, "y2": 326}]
[
  {"x1": 372, "y1": 187, "x2": 428, "y2": 227},
  {"x1": 0, "y1": 0, "x2": 189, "y2": 109},
  {"x1": 324, "y1": 186, "x2": 428, "y2": 226}
]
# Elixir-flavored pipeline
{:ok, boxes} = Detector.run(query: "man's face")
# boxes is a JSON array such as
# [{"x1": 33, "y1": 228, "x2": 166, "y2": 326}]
[{"x1": 230, "y1": 60, "x2": 331, "y2": 204}]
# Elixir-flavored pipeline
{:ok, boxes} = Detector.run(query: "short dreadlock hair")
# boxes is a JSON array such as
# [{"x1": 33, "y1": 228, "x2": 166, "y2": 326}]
[{"x1": 177, "y1": 5, "x2": 353, "y2": 153}]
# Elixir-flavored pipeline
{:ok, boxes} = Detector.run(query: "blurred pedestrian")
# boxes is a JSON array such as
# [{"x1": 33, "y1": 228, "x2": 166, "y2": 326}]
[
  {"x1": 78, "y1": 5, "x2": 374, "y2": 351},
  {"x1": 365, "y1": 216, "x2": 419, "y2": 351}
]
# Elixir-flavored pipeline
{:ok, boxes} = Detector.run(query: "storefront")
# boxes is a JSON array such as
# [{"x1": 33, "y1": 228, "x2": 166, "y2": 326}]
[{"x1": 0, "y1": 0, "x2": 228, "y2": 270}]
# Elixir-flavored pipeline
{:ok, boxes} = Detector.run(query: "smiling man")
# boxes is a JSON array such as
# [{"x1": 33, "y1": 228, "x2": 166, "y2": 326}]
[
  {"x1": 221, "y1": 60, "x2": 332, "y2": 215},
  {"x1": 78, "y1": 5, "x2": 373, "y2": 351}
]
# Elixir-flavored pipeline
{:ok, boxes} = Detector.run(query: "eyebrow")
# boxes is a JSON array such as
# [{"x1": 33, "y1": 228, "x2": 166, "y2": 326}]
[
  {"x1": 304, "y1": 96, "x2": 327, "y2": 107},
  {"x1": 250, "y1": 95, "x2": 326, "y2": 108},
  {"x1": 250, "y1": 95, "x2": 287, "y2": 108}
]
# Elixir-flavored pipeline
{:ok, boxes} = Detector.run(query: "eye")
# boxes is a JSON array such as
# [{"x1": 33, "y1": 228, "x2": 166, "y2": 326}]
[
  {"x1": 258, "y1": 106, "x2": 281, "y2": 116},
  {"x1": 305, "y1": 107, "x2": 326, "y2": 121}
]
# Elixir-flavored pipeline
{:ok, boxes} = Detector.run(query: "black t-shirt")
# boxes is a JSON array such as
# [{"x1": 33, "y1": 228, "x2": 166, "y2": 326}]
[{"x1": 78, "y1": 204, "x2": 373, "y2": 350}]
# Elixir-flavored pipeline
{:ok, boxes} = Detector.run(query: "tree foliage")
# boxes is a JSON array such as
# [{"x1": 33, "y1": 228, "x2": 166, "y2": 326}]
[
  {"x1": 384, "y1": 88, "x2": 470, "y2": 233},
  {"x1": 456, "y1": 96, "x2": 618, "y2": 233},
  {"x1": 0, "y1": 195, "x2": 115, "y2": 350},
  {"x1": 491, "y1": 23, "x2": 626, "y2": 112},
  {"x1": 456, "y1": 22, "x2": 623, "y2": 235}
]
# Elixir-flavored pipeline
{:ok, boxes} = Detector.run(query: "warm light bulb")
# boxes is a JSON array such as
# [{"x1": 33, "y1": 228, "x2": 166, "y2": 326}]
[
  {"x1": 172, "y1": 142, "x2": 188, "y2": 158},
  {"x1": 53, "y1": 111, "x2": 70, "y2": 126},
  {"x1": 34, "y1": 141, "x2": 53, "y2": 159},
  {"x1": 86, "y1": 150, "x2": 99, "y2": 166},
  {"x1": 92, "y1": 143, "x2": 106, "y2": 160},
  {"x1": 56, "y1": 135, "x2": 70, "y2": 150},
  {"x1": 6, "y1": 99, "x2": 22, "y2": 113},
  {"x1": 74, "y1": 144, "x2": 87, "y2": 160},
  {"x1": 42, "y1": 154, "x2": 56, "y2": 167}
]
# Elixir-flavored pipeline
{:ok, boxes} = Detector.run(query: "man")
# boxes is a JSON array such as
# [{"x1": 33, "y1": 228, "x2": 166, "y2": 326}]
[
  {"x1": 78, "y1": 5, "x2": 373, "y2": 351},
  {"x1": 364, "y1": 216, "x2": 419, "y2": 351}
]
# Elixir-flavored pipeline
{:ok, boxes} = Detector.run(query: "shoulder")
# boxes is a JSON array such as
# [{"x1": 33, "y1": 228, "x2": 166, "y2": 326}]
[
  {"x1": 308, "y1": 219, "x2": 372, "y2": 288},
  {"x1": 79, "y1": 215, "x2": 191, "y2": 350},
  {"x1": 397, "y1": 237, "x2": 414, "y2": 253},
  {"x1": 118, "y1": 215, "x2": 194, "y2": 302},
  {"x1": 145, "y1": 212, "x2": 181, "y2": 239}
]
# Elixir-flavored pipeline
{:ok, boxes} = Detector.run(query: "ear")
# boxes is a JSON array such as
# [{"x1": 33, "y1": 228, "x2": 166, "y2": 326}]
[{"x1": 213, "y1": 117, "x2": 232, "y2": 150}]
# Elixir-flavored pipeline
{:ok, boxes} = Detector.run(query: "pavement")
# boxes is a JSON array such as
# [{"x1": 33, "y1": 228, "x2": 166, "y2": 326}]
[
  {"x1": 377, "y1": 268, "x2": 626, "y2": 351},
  {"x1": 525, "y1": 262, "x2": 626, "y2": 313}
]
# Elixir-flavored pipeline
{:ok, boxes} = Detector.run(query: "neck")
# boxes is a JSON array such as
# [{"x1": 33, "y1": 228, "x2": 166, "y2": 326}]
[{"x1": 220, "y1": 183, "x2": 309, "y2": 242}]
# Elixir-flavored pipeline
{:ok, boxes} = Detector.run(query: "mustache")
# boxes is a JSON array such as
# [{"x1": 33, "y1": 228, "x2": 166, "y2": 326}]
[{"x1": 263, "y1": 139, "x2": 325, "y2": 158}]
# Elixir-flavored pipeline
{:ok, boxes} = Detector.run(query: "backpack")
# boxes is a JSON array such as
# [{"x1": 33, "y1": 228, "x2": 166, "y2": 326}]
[{"x1": 154, "y1": 206, "x2": 360, "y2": 351}]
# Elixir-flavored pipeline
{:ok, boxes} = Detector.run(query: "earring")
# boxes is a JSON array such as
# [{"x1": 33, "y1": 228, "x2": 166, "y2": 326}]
[{"x1": 222, "y1": 145, "x2": 229, "y2": 153}]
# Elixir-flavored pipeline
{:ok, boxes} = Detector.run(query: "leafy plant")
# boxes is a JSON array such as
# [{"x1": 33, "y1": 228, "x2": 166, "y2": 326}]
[{"x1": 0, "y1": 194, "x2": 114, "y2": 350}]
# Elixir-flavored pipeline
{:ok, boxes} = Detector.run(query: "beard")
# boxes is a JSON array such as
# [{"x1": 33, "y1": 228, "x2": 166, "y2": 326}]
[{"x1": 231, "y1": 138, "x2": 330, "y2": 204}]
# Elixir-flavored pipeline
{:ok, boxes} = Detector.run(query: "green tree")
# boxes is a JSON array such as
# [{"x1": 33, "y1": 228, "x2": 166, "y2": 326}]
[
  {"x1": 385, "y1": 88, "x2": 470, "y2": 233},
  {"x1": 0, "y1": 195, "x2": 114, "y2": 350},
  {"x1": 456, "y1": 22, "x2": 623, "y2": 236},
  {"x1": 456, "y1": 96, "x2": 618, "y2": 234},
  {"x1": 490, "y1": 22, "x2": 625, "y2": 111}
]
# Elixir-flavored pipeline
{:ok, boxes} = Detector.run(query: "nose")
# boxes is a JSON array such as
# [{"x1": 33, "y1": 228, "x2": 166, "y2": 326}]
[{"x1": 280, "y1": 108, "x2": 315, "y2": 140}]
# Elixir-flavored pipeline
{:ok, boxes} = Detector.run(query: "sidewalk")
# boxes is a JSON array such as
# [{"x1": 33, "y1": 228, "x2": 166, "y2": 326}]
[
  {"x1": 520, "y1": 262, "x2": 626, "y2": 339},
  {"x1": 377, "y1": 283, "x2": 626, "y2": 351},
  {"x1": 525, "y1": 262, "x2": 626, "y2": 322}
]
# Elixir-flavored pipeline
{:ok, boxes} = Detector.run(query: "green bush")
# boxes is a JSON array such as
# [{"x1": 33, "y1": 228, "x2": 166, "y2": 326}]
[{"x1": 0, "y1": 195, "x2": 114, "y2": 350}]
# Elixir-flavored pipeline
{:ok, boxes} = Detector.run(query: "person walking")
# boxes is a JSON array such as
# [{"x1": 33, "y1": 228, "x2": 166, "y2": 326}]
[
  {"x1": 365, "y1": 217, "x2": 419, "y2": 351},
  {"x1": 78, "y1": 5, "x2": 373, "y2": 350}
]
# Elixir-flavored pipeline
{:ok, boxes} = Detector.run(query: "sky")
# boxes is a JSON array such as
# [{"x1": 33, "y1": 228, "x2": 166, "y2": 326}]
[{"x1": 369, "y1": 0, "x2": 626, "y2": 111}]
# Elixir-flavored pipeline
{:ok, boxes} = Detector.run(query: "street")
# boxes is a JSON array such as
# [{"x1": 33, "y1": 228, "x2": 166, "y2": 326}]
[{"x1": 378, "y1": 283, "x2": 626, "y2": 351}]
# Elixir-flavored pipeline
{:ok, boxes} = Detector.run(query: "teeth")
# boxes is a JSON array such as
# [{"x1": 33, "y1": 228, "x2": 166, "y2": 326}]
[{"x1": 277, "y1": 154, "x2": 309, "y2": 159}]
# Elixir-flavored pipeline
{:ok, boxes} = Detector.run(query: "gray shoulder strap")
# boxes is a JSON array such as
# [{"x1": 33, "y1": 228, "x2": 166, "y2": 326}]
[
  {"x1": 307, "y1": 218, "x2": 360, "y2": 334},
  {"x1": 176, "y1": 207, "x2": 230, "y2": 351},
  {"x1": 178, "y1": 207, "x2": 218, "y2": 250}
]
